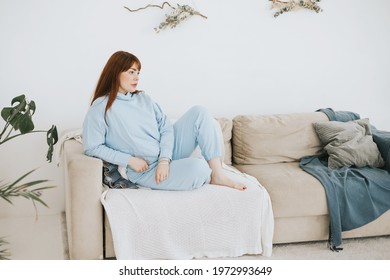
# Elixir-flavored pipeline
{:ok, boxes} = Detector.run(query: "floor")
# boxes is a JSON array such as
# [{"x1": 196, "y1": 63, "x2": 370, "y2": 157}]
[{"x1": 0, "y1": 213, "x2": 67, "y2": 260}]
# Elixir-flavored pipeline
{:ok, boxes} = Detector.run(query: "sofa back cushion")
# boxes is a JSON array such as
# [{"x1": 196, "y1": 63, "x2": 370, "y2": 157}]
[
  {"x1": 190, "y1": 118, "x2": 232, "y2": 165},
  {"x1": 216, "y1": 117, "x2": 233, "y2": 165},
  {"x1": 232, "y1": 112, "x2": 329, "y2": 165}
]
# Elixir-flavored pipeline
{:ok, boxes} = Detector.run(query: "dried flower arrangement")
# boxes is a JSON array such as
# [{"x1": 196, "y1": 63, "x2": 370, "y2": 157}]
[
  {"x1": 270, "y1": 0, "x2": 322, "y2": 18},
  {"x1": 124, "y1": 1, "x2": 207, "y2": 33}
]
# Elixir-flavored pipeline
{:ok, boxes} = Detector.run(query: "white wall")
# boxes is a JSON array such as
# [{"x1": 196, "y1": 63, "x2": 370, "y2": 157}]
[{"x1": 1, "y1": 0, "x2": 389, "y2": 217}]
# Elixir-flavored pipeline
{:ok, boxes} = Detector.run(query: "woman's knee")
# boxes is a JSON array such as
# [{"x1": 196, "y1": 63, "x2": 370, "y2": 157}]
[{"x1": 188, "y1": 105, "x2": 210, "y2": 118}]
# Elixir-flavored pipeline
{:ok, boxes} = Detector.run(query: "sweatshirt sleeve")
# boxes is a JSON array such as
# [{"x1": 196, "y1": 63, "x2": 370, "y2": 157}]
[
  {"x1": 82, "y1": 105, "x2": 131, "y2": 167},
  {"x1": 153, "y1": 101, "x2": 174, "y2": 161}
]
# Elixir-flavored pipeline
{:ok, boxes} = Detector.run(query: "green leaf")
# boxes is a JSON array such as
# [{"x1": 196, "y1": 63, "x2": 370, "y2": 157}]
[
  {"x1": 0, "y1": 194, "x2": 13, "y2": 204},
  {"x1": 0, "y1": 237, "x2": 10, "y2": 260},
  {"x1": 4, "y1": 107, "x2": 18, "y2": 123},
  {"x1": 5, "y1": 99, "x2": 28, "y2": 131},
  {"x1": 46, "y1": 125, "x2": 58, "y2": 162},
  {"x1": 1, "y1": 107, "x2": 13, "y2": 122},
  {"x1": 11, "y1": 94, "x2": 26, "y2": 106},
  {"x1": 8, "y1": 112, "x2": 22, "y2": 131},
  {"x1": 47, "y1": 125, "x2": 58, "y2": 145},
  {"x1": 13, "y1": 180, "x2": 51, "y2": 191},
  {"x1": 0, "y1": 168, "x2": 55, "y2": 208},
  {"x1": 14, "y1": 99, "x2": 27, "y2": 113},
  {"x1": 17, "y1": 114, "x2": 34, "y2": 134},
  {"x1": 4, "y1": 168, "x2": 38, "y2": 188},
  {"x1": 1, "y1": 95, "x2": 36, "y2": 135},
  {"x1": 46, "y1": 145, "x2": 54, "y2": 162},
  {"x1": 29, "y1": 100, "x2": 36, "y2": 116}
]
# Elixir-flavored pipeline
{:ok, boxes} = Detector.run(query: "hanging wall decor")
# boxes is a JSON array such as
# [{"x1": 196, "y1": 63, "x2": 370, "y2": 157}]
[
  {"x1": 124, "y1": 2, "x2": 207, "y2": 33},
  {"x1": 269, "y1": 0, "x2": 323, "y2": 18}
]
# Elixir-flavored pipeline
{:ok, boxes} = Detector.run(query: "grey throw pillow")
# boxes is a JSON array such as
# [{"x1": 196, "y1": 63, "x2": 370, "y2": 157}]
[{"x1": 314, "y1": 118, "x2": 385, "y2": 169}]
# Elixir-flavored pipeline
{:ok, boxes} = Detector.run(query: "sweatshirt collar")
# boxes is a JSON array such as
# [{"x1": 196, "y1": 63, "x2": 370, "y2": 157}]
[{"x1": 116, "y1": 92, "x2": 135, "y2": 101}]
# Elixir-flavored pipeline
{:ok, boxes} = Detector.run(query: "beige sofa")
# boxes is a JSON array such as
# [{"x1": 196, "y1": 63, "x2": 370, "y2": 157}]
[{"x1": 62, "y1": 111, "x2": 390, "y2": 259}]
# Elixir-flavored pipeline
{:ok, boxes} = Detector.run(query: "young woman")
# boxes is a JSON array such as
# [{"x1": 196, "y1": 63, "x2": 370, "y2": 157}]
[{"x1": 83, "y1": 51, "x2": 246, "y2": 191}]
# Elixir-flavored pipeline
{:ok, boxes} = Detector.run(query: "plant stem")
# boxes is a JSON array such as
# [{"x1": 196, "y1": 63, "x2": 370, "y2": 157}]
[
  {"x1": 124, "y1": 2, "x2": 174, "y2": 13},
  {"x1": 0, "y1": 122, "x2": 11, "y2": 140},
  {"x1": 0, "y1": 130, "x2": 48, "y2": 145}
]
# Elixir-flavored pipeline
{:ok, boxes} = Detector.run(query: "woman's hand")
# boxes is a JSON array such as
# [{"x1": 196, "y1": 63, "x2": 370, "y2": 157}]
[
  {"x1": 155, "y1": 161, "x2": 170, "y2": 184},
  {"x1": 128, "y1": 157, "x2": 149, "y2": 173}
]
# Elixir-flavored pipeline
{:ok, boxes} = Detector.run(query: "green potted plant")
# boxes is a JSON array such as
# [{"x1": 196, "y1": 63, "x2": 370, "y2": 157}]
[{"x1": 0, "y1": 94, "x2": 58, "y2": 259}]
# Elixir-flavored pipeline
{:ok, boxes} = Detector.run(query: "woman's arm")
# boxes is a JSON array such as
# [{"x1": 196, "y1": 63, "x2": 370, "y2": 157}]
[
  {"x1": 82, "y1": 108, "x2": 131, "y2": 167},
  {"x1": 153, "y1": 102, "x2": 174, "y2": 161},
  {"x1": 83, "y1": 107, "x2": 149, "y2": 173}
]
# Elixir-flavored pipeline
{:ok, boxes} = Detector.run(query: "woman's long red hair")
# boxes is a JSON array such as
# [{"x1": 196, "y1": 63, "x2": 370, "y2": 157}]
[{"x1": 91, "y1": 51, "x2": 141, "y2": 117}]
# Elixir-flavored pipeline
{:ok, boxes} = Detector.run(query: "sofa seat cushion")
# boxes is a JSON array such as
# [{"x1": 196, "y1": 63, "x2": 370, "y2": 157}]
[
  {"x1": 235, "y1": 162, "x2": 328, "y2": 218},
  {"x1": 232, "y1": 112, "x2": 329, "y2": 165}
]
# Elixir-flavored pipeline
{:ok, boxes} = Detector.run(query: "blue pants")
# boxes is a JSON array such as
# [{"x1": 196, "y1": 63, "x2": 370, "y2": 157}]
[{"x1": 135, "y1": 106, "x2": 223, "y2": 191}]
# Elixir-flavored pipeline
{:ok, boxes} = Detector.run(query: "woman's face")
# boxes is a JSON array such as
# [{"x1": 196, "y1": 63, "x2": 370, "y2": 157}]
[{"x1": 118, "y1": 64, "x2": 140, "y2": 94}]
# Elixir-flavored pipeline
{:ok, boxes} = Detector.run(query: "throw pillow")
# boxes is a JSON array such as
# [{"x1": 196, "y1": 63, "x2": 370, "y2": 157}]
[
  {"x1": 372, "y1": 129, "x2": 390, "y2": 173},
  {"x1": 314, "y1": 118, "x2": 385, "y2": 169},
  {"x1": 103, "y1": 161, "x2": 138, "y2": 189}
]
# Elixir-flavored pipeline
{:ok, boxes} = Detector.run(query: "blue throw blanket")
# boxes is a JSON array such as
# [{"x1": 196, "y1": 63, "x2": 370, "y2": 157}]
[{"x1": 300, "y1": 108, "x2": 390, "y2": 251}]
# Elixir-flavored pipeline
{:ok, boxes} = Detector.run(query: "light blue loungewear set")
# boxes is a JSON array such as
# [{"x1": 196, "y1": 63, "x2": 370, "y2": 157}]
[{"x1": 82, "y1": 91, "x2": 222, "y2": 191}]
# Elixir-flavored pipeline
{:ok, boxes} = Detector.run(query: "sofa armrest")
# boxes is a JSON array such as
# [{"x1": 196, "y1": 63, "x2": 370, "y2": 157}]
[{"x1": 63, "y1": 139, "x2": 104, "y2": 259}]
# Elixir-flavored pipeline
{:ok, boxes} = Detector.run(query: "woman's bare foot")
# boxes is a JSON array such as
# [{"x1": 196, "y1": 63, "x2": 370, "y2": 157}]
[{"x1": 210, "y1": 173, "x2": 247, "y2": 191}]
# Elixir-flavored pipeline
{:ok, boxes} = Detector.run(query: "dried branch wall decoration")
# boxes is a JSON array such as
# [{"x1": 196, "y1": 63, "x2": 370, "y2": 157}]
[
  {"x1": 270, "y1": 0, "x2": 323, "y2": 18},
  {"x1": 124, "y1": 2, "x2": 207, "y2": 33}
]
